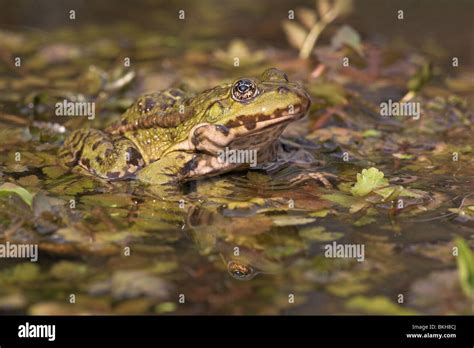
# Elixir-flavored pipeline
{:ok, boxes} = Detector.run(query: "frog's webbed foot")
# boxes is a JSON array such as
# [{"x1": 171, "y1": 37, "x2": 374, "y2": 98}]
[
  {"x1": 287, "y1": 171, "x2": 338, "y2": 189},
  {"x1": 58, "y1": 129, "x2": 144, "y2": 180},
  {"x1": 178, "y1": 153, "x2": 244, "y2": 182}
]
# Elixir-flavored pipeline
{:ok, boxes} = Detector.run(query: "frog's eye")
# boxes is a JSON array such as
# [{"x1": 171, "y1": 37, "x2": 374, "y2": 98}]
[
  {"x1": 231, "y1": 79, "x2": 258, "y2": 102},
  {"x1": 227, "y1": 261, "x2": 257, "y2": 281}
]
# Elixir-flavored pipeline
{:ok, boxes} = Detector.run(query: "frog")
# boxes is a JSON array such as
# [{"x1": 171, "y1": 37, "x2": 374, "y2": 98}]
[{"x1": 58, "y1": 68, "x2": 329, "y2": 185}]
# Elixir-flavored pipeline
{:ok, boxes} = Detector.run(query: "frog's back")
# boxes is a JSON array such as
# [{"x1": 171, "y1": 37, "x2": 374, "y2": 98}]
[
  {"x1": 114, "y1": 89, "x2": 191, "y2": 128},
  {"x1": 106, "y1": 88, "x2": 194, "y2": 162}
]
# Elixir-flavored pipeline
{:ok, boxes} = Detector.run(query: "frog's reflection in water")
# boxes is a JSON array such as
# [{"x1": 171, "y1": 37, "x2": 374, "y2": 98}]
[{"x1": 185, "y1": 204, "x2": 280, "y2": 281}]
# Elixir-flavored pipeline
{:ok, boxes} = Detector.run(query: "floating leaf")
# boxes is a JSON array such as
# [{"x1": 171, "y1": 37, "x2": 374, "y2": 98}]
[
  {"x1": 111, "y1": 270, "x2": 170, "y2": 300},
  {"x1": 309, "y1": 209, "x2": 330, "y2": 217},
  {"x1": 322, "y1": 193, "x2": 359, "y2": 208},
  {"x1": 227, "y1": 198, "x2": 266, "y2": 210},
  {"x1": 362, "y1": 129, "x2": 381, "y2": 138},
  {"x1": 50, "y1": 261, "x2": 88, "y2": 281},
  {"x1": 155, "y1": 302, "x2": 177, "y2": 314},
  {"x1": 150, "y1": 261, "x2": 179, "y2": 275},
  {"x1": 322, "y1": 193, "x2": 367, "y2": 213},
  {"x1": 80, "y1": 193, "x2": 133, "y2": 208},
  {"x1": 354, "y1": 215, "x2": 376, "y2": 227},
  {"x1": 373, "y1": 186, "x2": 403, "y2": 201},
  {"x1": 351, "y1": 168, "x2": 389, "y2": 197},
  {"x1": 393, "y1": 153, "x2": 414, "y2": 160},
  {"x1": 271, "y1": 215, "x2": 316, "y2": 226},
  {"x1": 0, "y1": 263, "x2": 40, "y2": 285},
  {"x1": 42, "y1": 166, "x2": 67, "y2": 179},
  {"x1": 246, "y1": 171, "x2": 271, "y2": 184},
  {"x1": 0, "y1": 182, "x2": 34, "y2": 207},
  {"x1": 16, "y1": 175, "x2": 39, "y2": 188}
]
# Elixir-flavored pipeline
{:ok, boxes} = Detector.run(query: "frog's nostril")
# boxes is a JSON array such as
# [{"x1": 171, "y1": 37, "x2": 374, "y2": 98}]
[{"x1": 278, "y1": 86, "x2": 289, "y2": 94}]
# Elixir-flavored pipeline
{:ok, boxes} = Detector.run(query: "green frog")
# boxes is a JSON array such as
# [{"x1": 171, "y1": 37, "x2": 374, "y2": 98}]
[{"x1": 58, "y1": 68, "x2": 318, "y2": 184}]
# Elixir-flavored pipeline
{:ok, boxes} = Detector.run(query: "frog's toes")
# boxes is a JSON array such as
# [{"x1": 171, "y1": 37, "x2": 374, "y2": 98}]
[
  {"x1": 178, "y1": 155, "x2": 201, "y2": 179},
  {"x1": 178, "y1": 153, "x2": 241, "y2": 181},
  {"x1": 190, "y1": 124, "x2": 233, "y2": 153},
  {"x1": 289, "y1": 171, "x2": 338, "y2": 189}
]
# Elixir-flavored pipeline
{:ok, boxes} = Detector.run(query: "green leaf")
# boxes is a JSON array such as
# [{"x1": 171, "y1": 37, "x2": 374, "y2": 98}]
[
  {"x1": 351, "y1": 167, "x2": 389, "y2": 197},
  {"x1": 362, "y1": 129, "x2": 381, "y2": 138},
  {"x1": 455, "y1": 237, "x2": 474, "y2": 299},
  {"x1": 309, "y1": 209, "x2": 330, "y2": 217},
  {"x1": 353, "y1": 215, "x2": 376, "y2": 227},
  {"x1": 155, "y1": 302, "x2": 176, "y2": 314},
  {"x1": 322, "y1": 193, "x2": 367, "y2": 213},
  {"x1": 331, "y1": 25, "x2": 363, "y2": 56},
  {"x1": 322, "y1": 193, "x2": 359, "y2": 208},
  {"x1": 0, "y1": 182, "x2": 34, "y2": 207},
  {"x1": 271, "y1": 215, "x2": 316, "y2": 227}
]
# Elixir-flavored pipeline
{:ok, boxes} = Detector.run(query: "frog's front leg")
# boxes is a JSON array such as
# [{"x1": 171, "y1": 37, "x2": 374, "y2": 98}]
[
  {"x1": 177, "y1": 153, "x2": 245, "y2": 181},
  {"x1": 58, "y1": 129, "x2": 145, "y2": 180},
  {"x1": 189, "y1": 124, "x2": 235, "y2": 154},
  {"x1": 136, "y1": 151, "x2": 193, "y2": 184},
  {"x1": 137, "y1": 151, "x2": 244, "y2": 184}
]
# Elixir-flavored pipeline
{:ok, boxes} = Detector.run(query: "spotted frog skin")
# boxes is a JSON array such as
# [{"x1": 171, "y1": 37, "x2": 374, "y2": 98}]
[{"x1": 58, "y1": 68, "x2": 311, "y2": 184}]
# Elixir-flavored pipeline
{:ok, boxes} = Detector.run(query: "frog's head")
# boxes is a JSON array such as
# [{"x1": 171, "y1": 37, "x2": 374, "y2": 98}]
[
  {"x1": 183, "y1": 68, "x2": 311, "y2": 154},
  {"x1": 202, "y1": 68, "x2": 311, "y2": 134}
]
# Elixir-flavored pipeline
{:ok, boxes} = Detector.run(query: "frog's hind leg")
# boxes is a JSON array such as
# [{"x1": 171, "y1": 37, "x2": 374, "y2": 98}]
[{"x1": 58, "y1": 129, "x2": 145, "y2": 180}]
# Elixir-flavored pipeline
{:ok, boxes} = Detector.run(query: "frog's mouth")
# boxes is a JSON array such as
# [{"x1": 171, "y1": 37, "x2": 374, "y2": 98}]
[{"x1": 224, "y1": 101, "x2": 309, "y2": 136}]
